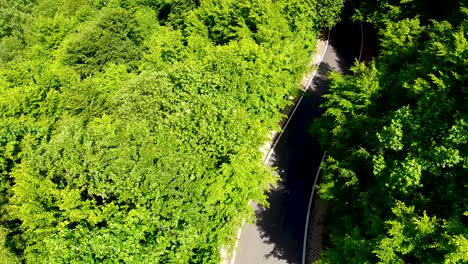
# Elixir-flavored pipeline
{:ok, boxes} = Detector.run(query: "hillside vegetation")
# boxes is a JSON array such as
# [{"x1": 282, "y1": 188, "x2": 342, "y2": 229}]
[
  {"x1": 314, "y1": 0, "x2": 468, "y2": 263},
  {"x1": 0, "y1": 0, "x2": 344, "y2": 263}
]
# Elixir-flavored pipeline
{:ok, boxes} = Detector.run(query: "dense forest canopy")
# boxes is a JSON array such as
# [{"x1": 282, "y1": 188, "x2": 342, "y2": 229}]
[
  {"x1": 314, "y1": 0, "x2": 468, "y2": 263},
  {"x1": 0, "y1": 0, "x2": 344, "y2": 263}
]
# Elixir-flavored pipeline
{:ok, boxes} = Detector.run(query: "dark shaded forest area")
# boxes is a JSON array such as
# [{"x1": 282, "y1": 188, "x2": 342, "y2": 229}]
[
  {"x1": 314, "y1": 0, "x2": 468, "y2": 263},
  {"x1": 0, "y1": 0, "x2": 343, "y2": 263}
]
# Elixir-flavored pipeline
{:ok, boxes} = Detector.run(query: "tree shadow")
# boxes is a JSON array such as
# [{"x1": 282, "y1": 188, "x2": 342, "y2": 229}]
[
  {"x1": 252, "y1": 64, "x2": 333, "y2": 264},
  {"x1": 329, "y1": 19, "x2": 367, "y2": 68},
  {"x1": 250, "y1": 22, "x2": 362, "y2": 263}
]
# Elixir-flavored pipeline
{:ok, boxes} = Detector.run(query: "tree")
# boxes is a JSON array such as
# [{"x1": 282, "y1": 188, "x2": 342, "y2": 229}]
[
  {"x1": 59, "y1": 7, "x2": 143, "y2": 77},
  {"x1": 1, "y1": 0, "x2": 345, "y2": 262},
  {"x1": 314, "y1": 3, "x2": 468, "y2": 263}
]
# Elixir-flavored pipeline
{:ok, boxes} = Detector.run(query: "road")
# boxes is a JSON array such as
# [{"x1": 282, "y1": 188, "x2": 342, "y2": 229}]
[{"x1": 233, "y1": 21, "x2": 363, "y2": 264}]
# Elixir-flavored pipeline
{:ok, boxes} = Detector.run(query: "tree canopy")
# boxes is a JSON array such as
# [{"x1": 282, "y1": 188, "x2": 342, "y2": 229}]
[
  {"x1": 0, "y1": 0, "x2": 344, "y2": 263},
  {"x1": 314, "y1": 1, "x2": 468, "y2": 263}
]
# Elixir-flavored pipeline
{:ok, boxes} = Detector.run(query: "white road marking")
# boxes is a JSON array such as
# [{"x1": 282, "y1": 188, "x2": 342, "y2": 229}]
[
  {"x1": 230, "y1": 31, "x2": 331, "y2": 264},
  {"x1": 263, "y1": 31, "x2": 331, "y2": 164}
]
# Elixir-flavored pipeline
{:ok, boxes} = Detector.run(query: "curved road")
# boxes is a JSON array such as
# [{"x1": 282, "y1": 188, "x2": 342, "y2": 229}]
[{"x1": 234, "y1": 21, "x2": 363, "y2": 264}]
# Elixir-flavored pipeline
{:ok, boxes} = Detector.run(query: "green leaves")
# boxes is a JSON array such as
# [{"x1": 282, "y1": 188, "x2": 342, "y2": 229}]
[
  {"x1": 0, "y1": 0, "x2": 345, "y2": 262},
  {"x1": 315, "y1": 4, "x2": 468, "y2": 263},
  {"x1": 59, "y1": 7, "x2": 142, "y2": 77},
  {"x1": 374, "y1": 202, "x2": 445, "y2": 263}
]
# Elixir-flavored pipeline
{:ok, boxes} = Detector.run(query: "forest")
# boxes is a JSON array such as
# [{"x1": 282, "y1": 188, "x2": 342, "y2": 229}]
[
  {"x1": 1, "y1": 0, "x2": 466, "y2": 263},
  {"x1": 314, "y1": 0, "x2": 468, "y2": 263},
  {"x1": 0, "y1": 0, "x2": 344, "y2": 263}
]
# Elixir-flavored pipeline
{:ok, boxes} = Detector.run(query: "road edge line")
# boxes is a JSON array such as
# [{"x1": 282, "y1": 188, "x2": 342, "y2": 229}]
[
  {"x1": 228, "y1": 30, "x2": 331, "y2": 264},
  {"x1": 301, "y1": 19, "x2": 365, "y2": 263},
  {"x1": 301, "y1": 152, "x2": 326, "y2": 264},
  {"x1": 263, "y1": 30, "x2": 331, "y2": 164}
]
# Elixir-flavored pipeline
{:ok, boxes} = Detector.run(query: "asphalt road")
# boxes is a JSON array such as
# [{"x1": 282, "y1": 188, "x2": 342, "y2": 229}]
[{"x1": 234, "y1": 21, "x2": 363, "y2": 264}]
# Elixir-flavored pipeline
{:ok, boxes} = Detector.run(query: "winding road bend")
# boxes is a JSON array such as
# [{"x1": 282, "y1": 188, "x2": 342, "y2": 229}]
[{"x1": 233, "y1": 21, "x2": 363, "y2": 264}]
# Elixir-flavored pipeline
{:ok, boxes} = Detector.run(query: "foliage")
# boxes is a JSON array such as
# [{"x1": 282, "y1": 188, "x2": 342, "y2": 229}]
[
  {"x1": 59, "y1": 7, "x2": 143, "y2": 77},
  {"x1": 0, "y1": 0, "x2": 344, "y2": 263},
  {"x1": 314, "y1": 2, "x2": 468, "y2": 263}
]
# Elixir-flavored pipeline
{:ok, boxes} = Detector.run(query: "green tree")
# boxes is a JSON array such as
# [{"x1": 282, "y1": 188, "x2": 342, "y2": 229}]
[
  {"x1": 59, "y1": 7, "x2": 142, "y2": 77},
  {"x1": 0, "y1": 0, "x2": 344, "y2": 262},
  {"x1": 314, "y1": 4, "x2": 468, "y2": 263}
]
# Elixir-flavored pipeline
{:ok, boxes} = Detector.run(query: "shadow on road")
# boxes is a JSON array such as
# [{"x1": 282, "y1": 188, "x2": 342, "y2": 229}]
[
  {"x1": 253, "y1": 72, "x2": 327, "y2": 264},
  {"x1": 249, "y1": 20, "x2": 362, "y2": 264}
]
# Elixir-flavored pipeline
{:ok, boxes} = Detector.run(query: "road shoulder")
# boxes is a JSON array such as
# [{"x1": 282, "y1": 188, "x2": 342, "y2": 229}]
[{"x1": 221, "y1": 35, "x2": 330, "y2": 264}]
